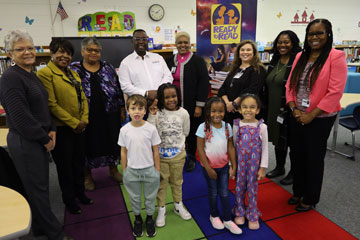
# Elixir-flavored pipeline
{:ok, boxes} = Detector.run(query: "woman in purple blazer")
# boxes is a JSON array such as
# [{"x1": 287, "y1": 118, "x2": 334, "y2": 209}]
[{"x1": 285, "y1": 19, "x2": 347, "y2": 211}]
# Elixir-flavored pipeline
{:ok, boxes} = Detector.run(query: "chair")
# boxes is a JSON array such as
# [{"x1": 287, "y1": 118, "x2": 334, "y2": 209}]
[{"x1": 336, "y1": 106, "x2": 360, "y2": 160}]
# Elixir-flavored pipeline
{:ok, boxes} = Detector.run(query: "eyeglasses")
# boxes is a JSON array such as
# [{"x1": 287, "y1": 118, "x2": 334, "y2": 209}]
[
  {"x1": 133, "y1": 37, "x2": 148, "y2": 42},
  {"x1": 308, "y1": 31, "x2": 325, "y2": 37},
  {"x1": 10, "y1": 47, "x2": 36, "y2": 53},
  {"x1": 177, "y1": 41, "x2": 189, "y2": 45},
  {"x1": 85, "y1": 48, "x2": 101, "y2": 53}
]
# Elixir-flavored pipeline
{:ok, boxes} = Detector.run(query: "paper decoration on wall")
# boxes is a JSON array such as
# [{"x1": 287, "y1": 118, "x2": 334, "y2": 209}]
[
  {"x1": 276, "y1": 12, "x2": 282, "y2": 19},
  {"x1": 25, "y1": 16, "x2": 34, "y2": 25},
  {"x1": 78, "y1": 11, "x2": 136, "y2": 37},
  {"x1": 164, "y1": 28, "x2": 173, "y2": 41},
  {"x1": 191, "y1": 9, "x2": 196, "y2": 16},
  {"x1": 291, "y1": 9, "x2": 315, "y2": 25},
  {"x1": 151, "y1": 25, "x2": 162, "y2": 35}
]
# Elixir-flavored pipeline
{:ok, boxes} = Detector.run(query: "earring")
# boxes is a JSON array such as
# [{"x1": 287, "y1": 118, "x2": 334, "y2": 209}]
[{"x1": 10, "y1": 59, "x2": 15, "y2": 66}]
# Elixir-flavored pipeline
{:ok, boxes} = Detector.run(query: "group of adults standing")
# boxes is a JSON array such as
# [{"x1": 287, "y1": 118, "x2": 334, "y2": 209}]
[{"x1": 0, "y1": 17, "x2": 347, "y2": 240}]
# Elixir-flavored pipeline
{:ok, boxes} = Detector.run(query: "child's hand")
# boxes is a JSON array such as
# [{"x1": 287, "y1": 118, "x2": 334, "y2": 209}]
[
  {"x1": 257, "y1": 167, "x2": 265, "y2": 181},
  {"x1": 207, "y1": 168, "x2": 217, "y2": 180},
  {"x1": 229, "y1": 165, "x2": 236, "y2": 180},
  {"x1": 149, "y1": 99, "x2": 158, "y2": 115}
]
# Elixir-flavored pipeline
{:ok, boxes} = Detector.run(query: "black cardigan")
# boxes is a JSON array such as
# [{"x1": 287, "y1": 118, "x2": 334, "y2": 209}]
[
  {"x1": 218, "y1": 66, "x2": 266, "y2": 101},
  {"x1": 166, "y1": 53, "x2": 209, "y2": 116},
  {"x1": 0, "y1": 65, "x2": 55, "y2": 145}
]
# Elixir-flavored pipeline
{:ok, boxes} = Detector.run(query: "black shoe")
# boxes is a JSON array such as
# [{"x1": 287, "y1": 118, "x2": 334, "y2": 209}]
[
  {"x1": 296, "y1": 203, "x2": 315, "y2": 212},
  {"x1": 145, "y1": 215, "x2": 157, "y2": 237},
  {"x1": 288, "y1": 196, "x2": 301, "y2": 205},
  {"x1": 266, "y1": 168, "x2": 285, "y2": 178},
  {"x1": 133, "y1": 215, "x2": 143, "y2": 237},
  {"x1": 32, "y1": 228, "x2": 45, "y2": 237},
  {"x1": 66, "y1": 200, "x2": 82, "y2": 214},
  {"x1": 77, "y1": 193, "x2": 94, "y2": 205},
  {"x1": 63, "y1": 235, "x2": 75, "y2": 240},
  {"x1": 280, "y1": 172, "x2": 293, "y2": 185}
]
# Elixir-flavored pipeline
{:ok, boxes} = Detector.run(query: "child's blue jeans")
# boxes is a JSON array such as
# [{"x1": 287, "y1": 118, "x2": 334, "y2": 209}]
[{"x1": 201, "y1": 164, "x2": 231, "y2": 221}]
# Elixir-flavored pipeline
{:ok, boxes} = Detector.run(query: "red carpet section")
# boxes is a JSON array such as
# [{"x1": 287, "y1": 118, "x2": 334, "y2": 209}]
[{"x1": 228, "y1": 178, "x2": 357, "y2": 240}]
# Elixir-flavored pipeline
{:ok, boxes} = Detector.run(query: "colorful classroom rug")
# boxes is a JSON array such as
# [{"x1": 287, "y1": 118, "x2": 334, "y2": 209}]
[{"x1": 63, "y1": 164, "x2": 357, "y2": 240}]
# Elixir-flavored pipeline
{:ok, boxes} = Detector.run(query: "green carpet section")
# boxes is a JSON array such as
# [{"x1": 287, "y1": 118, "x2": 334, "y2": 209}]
[{"x1": 120, "y1": 185, "x2": 205, "y2": 239}]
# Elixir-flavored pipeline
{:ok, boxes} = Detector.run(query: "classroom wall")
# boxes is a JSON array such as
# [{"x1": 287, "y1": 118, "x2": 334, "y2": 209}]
[{"x1": 0, "y1": 0, "x2": 359, "y2": 47}]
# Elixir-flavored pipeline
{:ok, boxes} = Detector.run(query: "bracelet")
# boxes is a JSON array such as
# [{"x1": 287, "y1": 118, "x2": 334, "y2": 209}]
[{"x1": 232, "y1": 101, "x2": 238, "y2": 109}]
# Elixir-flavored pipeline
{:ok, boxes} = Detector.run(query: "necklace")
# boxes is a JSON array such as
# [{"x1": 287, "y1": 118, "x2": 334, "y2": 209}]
[{"x1": 273, "y1": 62, "x2": 286, "y2": 76}]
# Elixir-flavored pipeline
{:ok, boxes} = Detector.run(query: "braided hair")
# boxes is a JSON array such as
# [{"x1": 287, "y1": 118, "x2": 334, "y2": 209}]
[{"x1": 204, "y1": 97, "x2": 229, "y2": 143}]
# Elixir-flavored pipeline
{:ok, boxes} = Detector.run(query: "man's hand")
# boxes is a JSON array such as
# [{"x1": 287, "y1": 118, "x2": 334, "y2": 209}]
[{"x1": 147, "y1": 90, "x2": 157, "y2": 100}]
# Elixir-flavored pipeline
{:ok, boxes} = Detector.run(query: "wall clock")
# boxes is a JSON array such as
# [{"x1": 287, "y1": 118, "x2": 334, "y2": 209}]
[{"x1": 149, "y1": 4, "x2": 165, "y2": 21}]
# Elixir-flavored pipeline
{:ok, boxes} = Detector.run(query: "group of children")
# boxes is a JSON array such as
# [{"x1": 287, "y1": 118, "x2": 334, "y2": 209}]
[{"x1": 118, "y1": 83, "x2": 268, "y2": 237}]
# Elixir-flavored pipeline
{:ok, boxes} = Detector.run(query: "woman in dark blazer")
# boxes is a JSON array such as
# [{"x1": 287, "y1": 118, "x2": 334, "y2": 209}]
[
  {"x1": 218, "y1": 40, "x2": 266, "y2": 125},
  {"x1": 166, "y1": 31, "x2": 209, "y2": 172},
  {"x1": 265, "y1": 30, "x2": 302, "y2": 185}
]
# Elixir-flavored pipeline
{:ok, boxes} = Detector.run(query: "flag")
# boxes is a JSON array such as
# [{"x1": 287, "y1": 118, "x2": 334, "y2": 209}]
[{"x1": 56, "y1": 2, "x2": 69, "y2": 21}]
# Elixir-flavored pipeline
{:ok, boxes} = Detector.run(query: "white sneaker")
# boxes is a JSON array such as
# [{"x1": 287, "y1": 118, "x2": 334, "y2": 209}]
[
  {"x1": 174, "y1": 202, "x2": 192, "y2": 220},
  {"x1": 210, "y1": 216, "x2": 224, "y2": 230},
  {"x1": 155, "y1": 206, "x2": 166, "y2": 227},
  {"x1": 224, "y1": 220, "x2": 242, "y2": 234}
]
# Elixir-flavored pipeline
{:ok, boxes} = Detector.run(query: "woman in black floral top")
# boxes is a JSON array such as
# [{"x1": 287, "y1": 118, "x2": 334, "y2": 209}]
[{"x1": 71, "y1": 37, "x2": 125, "y2": 191}]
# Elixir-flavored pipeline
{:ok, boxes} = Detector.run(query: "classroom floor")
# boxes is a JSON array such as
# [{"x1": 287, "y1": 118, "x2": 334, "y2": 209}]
[{"x1": 18, "y1": 126, "x2": 360, "y2": 240}]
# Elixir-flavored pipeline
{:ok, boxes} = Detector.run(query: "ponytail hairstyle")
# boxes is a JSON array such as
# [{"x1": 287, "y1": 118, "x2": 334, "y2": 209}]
[
  {"x1": 203, "y1": 97, "x2": 229, "y2": 143},
  {"x1": 289, "y1": 19, "x2": 333, "y2": 92}
]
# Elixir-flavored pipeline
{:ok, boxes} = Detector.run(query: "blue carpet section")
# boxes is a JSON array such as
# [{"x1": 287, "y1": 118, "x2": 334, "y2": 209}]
[{"x1": 182, "y1": 162, "x2": 280, "y2": 239}]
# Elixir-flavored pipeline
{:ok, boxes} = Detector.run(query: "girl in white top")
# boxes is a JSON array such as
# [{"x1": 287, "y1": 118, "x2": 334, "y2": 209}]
[
  {"x1": 148, "y1": 83, "x2": 192, "y2": 228},
  {"x1": 232, "y1": 93, "x2": 268, "y2": 230}
]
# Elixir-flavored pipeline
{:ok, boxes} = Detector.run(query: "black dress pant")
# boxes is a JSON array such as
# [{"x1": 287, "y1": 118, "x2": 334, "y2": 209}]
[
  {"x1": 289, "y1": 115, "x2": 336, "y2": 205},
  {"x1": 186, "y1": 116, "x2": 203, "y2": 157},
  {"x1": 52, "y1": 126, "x2": 85, "y2": 204},
  {"x1": 7, "y1": 132, "x2": 64, "y2": 240}
]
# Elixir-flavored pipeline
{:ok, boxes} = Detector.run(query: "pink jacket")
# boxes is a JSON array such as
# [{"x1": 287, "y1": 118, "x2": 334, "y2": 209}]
[{"x1": 286, "y1": 48, "x2": 347, "y2": 114}]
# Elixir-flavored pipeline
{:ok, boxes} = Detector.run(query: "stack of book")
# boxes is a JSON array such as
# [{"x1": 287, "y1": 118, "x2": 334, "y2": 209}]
[
  {"x1": 209, "y1": 71, "x2": 228, "y2": 95},
  {"x1": 0, "y1": 56, "x2": 11, "y2": 78}
]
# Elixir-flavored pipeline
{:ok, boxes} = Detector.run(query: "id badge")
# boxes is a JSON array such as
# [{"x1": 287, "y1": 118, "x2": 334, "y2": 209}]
[
  {"x1": 276, "y1": 115, "x2": 284, "y2": 124},
  {"x1": 301, "y1": 99, "x2": 310, "y2": 107},
  {"x1": 234, "y1": 72, "x2": 242, "y2": 78},
  {"x1": 171, "y1": 67, "x2": 177, "y2": 74}
]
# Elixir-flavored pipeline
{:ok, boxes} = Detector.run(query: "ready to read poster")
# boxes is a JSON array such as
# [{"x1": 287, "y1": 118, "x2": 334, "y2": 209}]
[
  {"x1": 211, "y1": 3, "x2": 241, "y2": 44},
  {"x1": 197, "y1": 0, "x2": 257, "y2": 72}
]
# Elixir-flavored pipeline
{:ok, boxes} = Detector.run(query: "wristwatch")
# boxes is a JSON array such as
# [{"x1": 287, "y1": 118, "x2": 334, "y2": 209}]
[{"x1": 290, "y1": 106, "x2": 297, "y2": 112}]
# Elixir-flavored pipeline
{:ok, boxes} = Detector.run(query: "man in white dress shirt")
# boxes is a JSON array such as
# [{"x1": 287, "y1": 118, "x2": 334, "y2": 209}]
[{"x1": 119, "y1": 29, "x2": 173, "y2": 100}]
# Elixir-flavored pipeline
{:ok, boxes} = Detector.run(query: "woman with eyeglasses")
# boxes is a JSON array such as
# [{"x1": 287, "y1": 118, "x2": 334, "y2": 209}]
[
  {"x1": 0, "y1": 30, "x2": 73, "y2": 240},
  {"x1": 286, "y1": 19, "x2": 347, "y2": 211},
  {"x1": 37, "y1": 38, "x2": 92, "y2": 215},
  {"x1": 70, "y1": 37, "x2": 125, "y2": 191},
  {"x1": 218, "y1": 40, "x2": 266, "y2": 125}
]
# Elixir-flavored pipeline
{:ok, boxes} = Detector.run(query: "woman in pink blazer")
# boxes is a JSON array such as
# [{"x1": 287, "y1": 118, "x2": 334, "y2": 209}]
[{"x1": 285, "y1": 19, "x2": 347, "y2": 211}]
